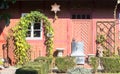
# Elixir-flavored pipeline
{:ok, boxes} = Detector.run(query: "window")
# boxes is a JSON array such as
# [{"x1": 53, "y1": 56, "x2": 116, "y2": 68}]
[
  {"x1": 22, "y1": 13, "x2": 43, "y2": 40},
  {"x1": 26, "y1": 22, "x2": 42, "y2": 40},
  {"x1": 71, "y1": 14, "x2": 91, "y2": 19}
]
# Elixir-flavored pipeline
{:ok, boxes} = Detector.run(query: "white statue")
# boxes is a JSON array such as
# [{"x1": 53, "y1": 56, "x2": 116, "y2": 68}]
[{"x1": 97, "y1": 45, "x2": 103, "y2": 57}]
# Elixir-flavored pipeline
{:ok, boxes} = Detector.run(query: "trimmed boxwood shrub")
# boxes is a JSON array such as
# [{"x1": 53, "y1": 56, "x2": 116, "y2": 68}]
[
  {"x1": 16, "y1": 57, "x2": 52, "y2": 74},
  {"x1": 100, "y1": 57, "x2": 120, "y2": 73},
  {"x1": 16, "y1": 62, "x2": 48, "y2": 74},
  {"x1": 55, "y1": 57, "x2": 76, "y2": 73},
  {"x1": 34, "y1": 56, "x2": 52, "y2": 65},
  {"x1": 89, "y1": 57, "x2": 99, "y2": 72}
]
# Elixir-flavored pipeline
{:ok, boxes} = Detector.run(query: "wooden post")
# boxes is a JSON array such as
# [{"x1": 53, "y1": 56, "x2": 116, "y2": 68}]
[{"x1": 114, "y1": 0, "x2": 118, "y2": 55}]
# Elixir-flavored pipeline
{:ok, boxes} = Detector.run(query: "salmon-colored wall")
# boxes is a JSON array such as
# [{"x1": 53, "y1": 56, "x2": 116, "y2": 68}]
[{"x1": 0, "y1": 1, "x2": 119, "y2": 60}]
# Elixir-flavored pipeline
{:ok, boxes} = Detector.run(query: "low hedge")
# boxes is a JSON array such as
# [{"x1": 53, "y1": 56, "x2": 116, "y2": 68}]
[
  {"x1": 89, "y1": 57, "x2": 99, "y2": 72},
  {"x1": 55, "y1": 57, "x2": 76, "y2": 73},
  {"x1": 34, "y1": 56, "x2": 52, "y2": 65},
  {"x1": 90, "y1": 57, "x2": 120, "y2": 73},
  {"x1": 16, "y1": 62, "x2": 48, "y2": 74},
  {"x1": 16, "y1": 57, "x2": 52, "y2": 74},
  {"x1": 100, "y1": 57, "x2": 120, "y2": 73}
]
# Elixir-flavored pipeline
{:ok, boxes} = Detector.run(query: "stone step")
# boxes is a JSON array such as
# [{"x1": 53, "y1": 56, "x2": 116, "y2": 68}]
[
  {"x1": 76, "y1": 63, "x2": 92, "y2": 70},
  {"x1": 0, "y1": 67, "x2": 17, "y2": 74}
]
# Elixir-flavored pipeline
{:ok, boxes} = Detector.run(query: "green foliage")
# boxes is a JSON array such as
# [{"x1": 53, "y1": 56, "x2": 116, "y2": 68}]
[
  {"x1": 0, "y1": 0, "x2": 16, "y2": 25},
  {"x1": 67, "y1": 67, "x2": 92, "y2": 74},
  {"x1": 0, "y1": 59, "x2": 3, "y2": 65},
  {"x1": 103, "y1": 49, "x2": 111, "y2": 57},
  {"x1": 0, "y1": 0, "x2": 9, "y2": 9},
  {"x1": 12, "y1": 11, "x2": 54, "y2": 65},
  {"x1": 96, "y1": 34, "x2": 106, "y2": 45},
  {"x1": 34, "y1": 57, "x2": 52, "y2": 66},
  {"x1": 100, "y1": 57, "x2": 120, "y2": 73},
  {"x1": 55, "y1": 57, "x2": 76, "y2": 73},
  {"x1": 0, "y1": 0, "x2": 16, "y2": 9},
  {"x1": 11, "y1": 0, "x2": 16, "y2": 4},
  {"x1": 89, "y1": 57, "x2": 99, "y2": 72},
  {"x1": 16, "y1": 57, "x2": 52, "y2": 74},
  {"x1": 0, "y1": 13, "x2": 11, "y2": 25}
]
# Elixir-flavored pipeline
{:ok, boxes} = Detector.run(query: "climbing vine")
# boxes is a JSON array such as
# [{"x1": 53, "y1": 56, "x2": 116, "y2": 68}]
[
  {"x1": 12, "y1": 11, "x2": 54, "y2": 65},
  {"x1": 96, "y1": 34, "x2": 106, "y2": 45}
]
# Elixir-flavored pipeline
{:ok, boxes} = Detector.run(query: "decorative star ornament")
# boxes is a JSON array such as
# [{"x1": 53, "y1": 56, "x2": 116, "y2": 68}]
[
  {"x1": 51, "y1": 3, "x2": 60, "y2": 13},
  {"x1": 51, "y1": 3, "x2": 60, "y2": 19}
]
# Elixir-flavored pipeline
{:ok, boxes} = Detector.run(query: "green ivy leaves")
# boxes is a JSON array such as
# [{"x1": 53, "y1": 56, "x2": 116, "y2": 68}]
[
  {"x1": 96, "y1": 34, "x2": 106, "y2": 45},
  {"x1": 0, "y1": 13, "x2": 11, "y2": 26},
  {"x1": 0, "y1": 0, "x2": 16, "y2": 26},
  {"x1": 12, "y1": 11, "x2": 54, "y2": 65},
  {"x1": 0, "y1": 0, "x2": 16, "y2": 9}
]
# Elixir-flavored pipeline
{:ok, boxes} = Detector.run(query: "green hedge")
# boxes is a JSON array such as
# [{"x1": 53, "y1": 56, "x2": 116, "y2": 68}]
[
  {"x1": 100, "y1": 57, "x2": 120, "y2": 73},
  {"x1": 55, "y1": 57, "x2": 76, "y2": 73},
  {"x1": 16, "y1": 57, "x2": 52, "y2": 74},
  {"x1": 34, "y1": 56, "x2": 52, "y2": 65},
  {"x1": 16, "y1": 62, "x2": 48, "y2": 74},
  {"x1": 89, "y1": 57, "x2": 99, "y2": 72}
]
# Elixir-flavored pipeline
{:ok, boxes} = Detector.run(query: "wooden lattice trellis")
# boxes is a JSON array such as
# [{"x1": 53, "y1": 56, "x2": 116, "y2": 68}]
[{"x1": 96, "y1": 21, "x2": 115, "y2": 54}]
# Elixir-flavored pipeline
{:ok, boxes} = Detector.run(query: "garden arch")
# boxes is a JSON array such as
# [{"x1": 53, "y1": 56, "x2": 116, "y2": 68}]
[{"x1": 12, "y1": 11, "x2": 54, "y2": 65}]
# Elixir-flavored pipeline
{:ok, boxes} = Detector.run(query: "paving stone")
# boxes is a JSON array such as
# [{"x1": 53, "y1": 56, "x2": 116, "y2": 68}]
[{"x1": 0, "y1": 66, "x2": 17, "y2": 74}]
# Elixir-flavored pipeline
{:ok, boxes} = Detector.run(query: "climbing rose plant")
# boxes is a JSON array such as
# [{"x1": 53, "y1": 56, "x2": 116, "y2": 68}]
[{"x1": 12, "y1": 11, "x2": 54, "y2": 65}]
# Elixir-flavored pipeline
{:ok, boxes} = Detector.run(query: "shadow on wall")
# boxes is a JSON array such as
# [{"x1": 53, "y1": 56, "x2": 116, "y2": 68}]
[
  {"x1": 53, "y1": 50, "x2": 58, "y2": 57},
  {"x1": 0, "y1": 20, "x2": 12, "y2": 65}
]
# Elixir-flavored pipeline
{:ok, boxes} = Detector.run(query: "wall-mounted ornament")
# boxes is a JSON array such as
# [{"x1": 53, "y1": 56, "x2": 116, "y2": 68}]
[
  {"x1": 47, "y1": 33, "x2": 53, "y2": 38},
  {"x1": 51, "y1": 3, "x2": 60, "y2": 20}
]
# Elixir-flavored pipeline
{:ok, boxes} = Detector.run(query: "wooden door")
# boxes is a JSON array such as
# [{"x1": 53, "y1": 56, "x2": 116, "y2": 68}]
[{"x1": 72, "y1": 20, "x2": 93, "y2": 55}]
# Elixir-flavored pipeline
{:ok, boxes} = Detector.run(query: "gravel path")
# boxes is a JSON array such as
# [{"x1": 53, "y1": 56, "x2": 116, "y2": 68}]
[{"x1": 0, "y1": 66, "x2": 17, "y2": 74}]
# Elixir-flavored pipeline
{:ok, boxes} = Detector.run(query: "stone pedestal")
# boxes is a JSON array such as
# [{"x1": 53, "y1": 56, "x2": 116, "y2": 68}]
[
  {"x1": 76, "y1": 56, "x2": 85, "y2": 64},
  {"x1": 88, "y1": 54, "x2": 95, "y2": 64},
  {"x1": 71, "y1": 41, "x2": 85, "y2": 64},
  {"x1": 56, "y1": 48, "x2": 64, "y2": 57}
]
